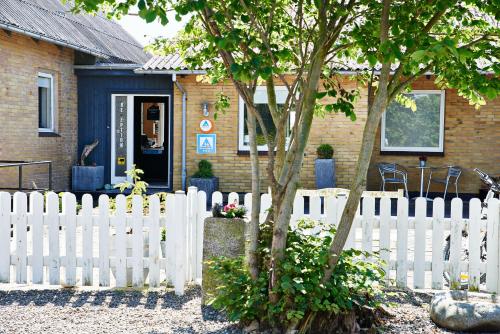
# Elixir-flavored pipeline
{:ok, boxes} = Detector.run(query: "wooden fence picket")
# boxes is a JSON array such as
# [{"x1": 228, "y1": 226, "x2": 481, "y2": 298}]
[
  {"x1": 486, "y1": 198, "x2": 499, "y2": 292},
  {"x1": 212, "y1": 192, "x2": 223, "y2": 206},
  {"x1": 228, "y1": 192, "x2": 239, "y2": 205},
  {"x1": 132, "y1": 195, "x2": 144, "y2": 288},
  {"x1": 30, "y1": 192, "x2": 44, "y2": 284},
  {"x1": 0, "y1": 192, "x2": 10, "y2": 283},
  {"x1": 324, "y1": 196, "x2": 336, "y2": 228},
  {"x1": 260, "y1": 193, "x2": 271, "y2": 223},
  {"x1": 196, "y1": 191, "x2": 207, "y2": 282},
  {"x1": 187, "y1": 187, "x2": 199, "y2": 282},
  {"x1": 449, "y1": 198, "x2": 463, "y2": 289},
  {"x1": 310, "y1": 196, "x2": 321, "y2": 221},
  {"x1": 431, "y1": 198, "x2": 445, "y2": 289},
  {"x1": 173, "y1": 191, "x2": 186, "y2": 295},
  {"x1": 468, "y1": 198, "x2": 482, "y2": 291},
  {"x1": 379, "y1": 197, "x2": 391, "y2": 284},
  {"x1": 98, "y1": 195, "x2": 110, "y2": 287},
  {"x1": 244, "y1": 193, "x2": 252, "y2": 217},
  {"x1": 291, "y1": 194, "x2": 304, "y2": 227},
  {"x1": 14, "y1": 192, "x2": 27, "y2": 284},
  {"x1": 361, "y1": 197, "x2": 374, "y2": 254},
  {"x1": 344, "y1": 203, "x2": 358, "y2": 250},
  {"x1": 81, "y1": 194, "x2": 93, "y2": 286},
  {"x1": 114, "y1": 195, "x2": 127, "y2": 288},
  {"x1": 47, "y1": 192, "x2": 60, "y2": 285},
  {"x1": 165, "y1": 194, "x2": 176, "y2": 284},
  {"x1": 149, "y1": 195, "x2": 161, "y2": 288},
  {"x1": 413, "y1": 197, "x2": 427, "y2": 289},
  {"x1": 396, "y1": 197, "x2": 409, "y2": 288},
  {"x1": 63, "y1": 193, "x2": 77, "y2": 287}
]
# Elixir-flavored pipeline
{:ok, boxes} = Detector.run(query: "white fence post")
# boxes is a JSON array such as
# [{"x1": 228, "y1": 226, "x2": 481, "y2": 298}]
[
  {"x1": 0, "y1": 192, "x2": 10, "y2": 283},
  {"x1": 449, "y1": 198, "x2": 463, "y2": 289},
  {"x1": 361, "y1": 197, "x2": 374, "y2": 255},
  {"x1": 260, "y1": 193, "x2": 272, "y2": 223},
  {"x1": 468, "y1": 198, "x2": 482, "y2": 291},
  {"x1": 14, "y1": 192, "x2": 27, "y2": 284},
  {"x1": 165, "y1": 194, "x2": 176, "y2": 284},
  {"x1": 63, "y1": 192, "x2": 77, "y2": 287},
  {"x1": 196, "y1": 191, "x2": 207, "y2": 283},
  {"x1": 81, "y1": 194, "x2": 94, "y2": 286},
  {"x1": 431, "y1": 198, "x2": 445, "y2": 290},
  {"x1": 396, "y1": 197, "x2": 409, "y2": 288},
  {"x1": 30, "y1": 192, "x2": 44, "y2": 284},
  {"x1": 291, "y1": 194, "x2": 304, "y2": 228},
  {"x1": 228, "y1": 192, "x2": 239, "y2": 205},
  {"x1": 132, "y1": 195, "x2": 144, "y2": 288},
  {"x1": 173, "y1": 191, "x2": 186, "y2": 295},
  {"x1": 413, "y1": 197, "x2": 427, "y2": 289},
  {"x1": 114, "y1": 195, "x2": 127, "y2": 288},
  {"x1": 187, "y1": 186, "x2": 198, "y2": 282},
  {"x1": 379, "y1": 197, "x2": 391, "y2": 284},
  {"x1": 212, "y1": 191, "x2": 223, "y2": 206},
  {"x1": 310, "y1": 196, "x2": 321, "y2": 221},
  {"x1": 149, "y1": 195, "x2": 161, "y2": 288},
  {"x1": 47, "y1": 192, "x2": 60, "y2": 285},
  {"x1": 486, "y1": 198, "x2": 499, "y2": 292},
  {"x1": 98, "y1": 195, "x2": 110, "y2": 287}
]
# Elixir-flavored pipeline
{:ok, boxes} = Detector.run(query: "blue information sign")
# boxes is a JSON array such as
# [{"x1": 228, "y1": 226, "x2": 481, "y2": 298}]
[{"x1": 196, "y1": 134, "x2": 217, "y2": 154}]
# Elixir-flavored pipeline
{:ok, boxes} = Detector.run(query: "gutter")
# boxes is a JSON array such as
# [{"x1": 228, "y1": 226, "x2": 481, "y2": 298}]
[
  {"x1": 172, "y1": 73, "x2": 188, "y2": 191},
  {"x1": 74, "y1": 64, "x2": 142, "y2": 70},
  {"x1": 134, "y1": 69, "x2": 208, "y2": 75}
]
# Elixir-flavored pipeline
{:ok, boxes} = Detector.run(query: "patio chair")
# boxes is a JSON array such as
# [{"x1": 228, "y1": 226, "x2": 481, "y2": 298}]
[
  {"x1": 377, "y1": 163, "x2": 409, "y2": 197},
  {"x1": 425, "y1": 165, "x2": 462, "y2": 200}
]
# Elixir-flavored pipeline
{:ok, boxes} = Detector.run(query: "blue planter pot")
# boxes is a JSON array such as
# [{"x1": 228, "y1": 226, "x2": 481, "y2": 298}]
[
  {"x1": 189, "y1": 177, "x2": 219, "y2": 205},
  {"x1": 315, "y1": 159, "x2": 336, "y2": 189},
  {"x1": 72, "y1": 166, "x2": 104, "y2": 191}
]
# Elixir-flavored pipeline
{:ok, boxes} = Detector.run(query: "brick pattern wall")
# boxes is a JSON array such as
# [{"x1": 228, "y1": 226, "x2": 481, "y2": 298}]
[
  {"x1": 172, "y1": 76, "x2": 368, "y2": 193},
  {"x1": 368, "y1": 77, "x2": 500, "y2": 194},
  {"x1": 0, "y1": 30, "x2": 78, "y2": 191}
]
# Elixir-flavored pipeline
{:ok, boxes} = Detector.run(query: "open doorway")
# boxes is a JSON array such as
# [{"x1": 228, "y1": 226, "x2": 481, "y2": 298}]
[{"x1": 133, "y1": 96, "x2": 170, "y2": 187}]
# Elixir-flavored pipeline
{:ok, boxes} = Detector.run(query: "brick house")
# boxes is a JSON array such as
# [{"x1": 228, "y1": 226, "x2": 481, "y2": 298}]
[
  {"x1": 1, "y1": 1, "x2": 497, "y2": 196},
  {"x1": 0, "y1": 0, "x2": 149, "y2": 191}
]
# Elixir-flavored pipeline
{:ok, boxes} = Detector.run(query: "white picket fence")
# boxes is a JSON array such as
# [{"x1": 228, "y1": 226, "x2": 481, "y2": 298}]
[{"x1": 0, "y1": 188, "x2": 499, "y2": 294}]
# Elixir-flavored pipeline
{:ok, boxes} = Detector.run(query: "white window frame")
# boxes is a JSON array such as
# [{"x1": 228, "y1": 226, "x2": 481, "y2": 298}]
[
  {"x1": 38, "y1": 72, "x2": 55, "y2": 132},
  {"x1": 238, "y1": 86, "x2": 293, "y2": 151},
  {"x1": 381, "y1": 90, "x2": 445, "y2": 153}
]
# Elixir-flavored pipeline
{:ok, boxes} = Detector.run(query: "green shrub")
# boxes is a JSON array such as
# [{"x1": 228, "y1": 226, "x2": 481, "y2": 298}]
[
  {"x1": 192, "y1": 159, "x2": 214, "y2": 178},
  {"x1": 206, "y1": 219, "x2": 385, "y2": 330},
  {"x1": 316, "y1": 144, "x2": 334, "y2": 159}
]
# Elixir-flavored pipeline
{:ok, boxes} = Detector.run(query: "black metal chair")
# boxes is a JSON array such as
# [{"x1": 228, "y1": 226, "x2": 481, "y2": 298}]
[
  {"x1": 425, "y1": 165, "x2": 462, "y2": 200},
  {"x1": 377, "y1": 163, "x2": 409, "y2": 197}
]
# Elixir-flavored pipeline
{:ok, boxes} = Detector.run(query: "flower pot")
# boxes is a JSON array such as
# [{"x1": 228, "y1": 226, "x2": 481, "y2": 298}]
[
  {"x1": 110, "y1": 231, "x2": 149, "y2": 286},
  {"x1": 202, "y1": 217, "x2": 246, "y2": 304},
  {"x1": 315, "y1": 158, "x2": 336, "y2": 189},
  {"x1": 189, "y1": 177, "x2": 219, "y2": 205},
  {"x1": 72, "y1": 165, "x2": 104, "y2": 191}
]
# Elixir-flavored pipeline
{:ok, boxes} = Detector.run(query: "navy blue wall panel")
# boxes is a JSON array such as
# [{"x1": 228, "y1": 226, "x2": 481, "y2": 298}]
[{"x1": 76, "y1": 69, "x2": 173, "y2": 185}]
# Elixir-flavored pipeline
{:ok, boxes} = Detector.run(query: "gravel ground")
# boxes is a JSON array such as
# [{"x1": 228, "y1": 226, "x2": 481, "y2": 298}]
[
  {"x1": 0, "y1": 285, "x2": 463, "y2": 334},
  {"x1": 0, "y1": 285, "x2": 241, "y2": 334}
]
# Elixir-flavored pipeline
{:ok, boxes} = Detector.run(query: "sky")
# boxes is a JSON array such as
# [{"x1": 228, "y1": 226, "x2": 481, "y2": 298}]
[{"x1": 117, "y1": 12, "x2": 187, "y2": 47}]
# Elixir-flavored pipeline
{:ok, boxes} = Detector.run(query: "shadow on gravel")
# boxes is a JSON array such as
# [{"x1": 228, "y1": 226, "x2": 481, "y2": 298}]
[{"x1": 0, "y1": 285, "x2": 202, "y2": 310}]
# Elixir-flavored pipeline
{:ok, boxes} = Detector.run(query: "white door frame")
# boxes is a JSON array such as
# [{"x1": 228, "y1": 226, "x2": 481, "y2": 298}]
[{"x1": 110, "y1": 94, "x2": 171, "y2": 185}]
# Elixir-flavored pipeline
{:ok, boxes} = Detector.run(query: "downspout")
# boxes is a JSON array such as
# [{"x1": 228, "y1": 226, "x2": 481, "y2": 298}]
[{"x1": 173, "y1": 74, "x2": 187, "y2": 191}]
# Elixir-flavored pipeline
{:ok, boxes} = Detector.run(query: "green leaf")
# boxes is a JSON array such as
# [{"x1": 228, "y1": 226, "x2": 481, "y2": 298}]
[{"x1": 411, "y1": 50, "x2": 428, "y2": 62}]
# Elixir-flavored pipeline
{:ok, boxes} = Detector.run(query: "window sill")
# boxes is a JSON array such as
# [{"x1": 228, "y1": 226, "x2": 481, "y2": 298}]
[
  {"x1": 380, "y1": 150, "x2": 444, "y2": 157},
  {"x1": 237, "y1": 150, "x2": 269, "y2": 156},
  {"x1": 38, "y1": 131, "x2": 60, "y2": 138}
]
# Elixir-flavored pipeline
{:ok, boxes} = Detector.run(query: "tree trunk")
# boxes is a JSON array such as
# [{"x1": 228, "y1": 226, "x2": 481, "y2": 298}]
[{"x1": 246, "y1": 111, "x2": 261, "y2": 281}]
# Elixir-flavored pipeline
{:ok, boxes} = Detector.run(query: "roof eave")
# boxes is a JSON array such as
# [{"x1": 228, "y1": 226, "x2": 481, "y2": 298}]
[{"x1": 134, "y1": 69, "x2": 208, "y2": 74}]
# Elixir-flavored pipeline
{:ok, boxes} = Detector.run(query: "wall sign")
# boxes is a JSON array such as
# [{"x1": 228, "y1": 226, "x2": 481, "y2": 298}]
[
  {"x1": 199, "y1": 119, "x2": 213, "y2": 133},
  {"x1": 114, "y1": 96, "x2": 127, "y2": 176},
  {"x1": 196, "y1": 134, "x2": 216, "y2": 154}
]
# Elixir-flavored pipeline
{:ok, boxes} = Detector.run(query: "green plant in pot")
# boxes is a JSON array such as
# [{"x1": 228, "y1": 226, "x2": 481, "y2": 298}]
[
  {"x1": 315, "y1": 144, "x2": 336, "y2": 189},
  {"x1": 189, "y1": 160, "x2": 219, "y2": 204}
]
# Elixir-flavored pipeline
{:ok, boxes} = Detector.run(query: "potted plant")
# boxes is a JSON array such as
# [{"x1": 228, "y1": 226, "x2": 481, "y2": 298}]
[
  {"x1": 189, "y1": 160, "x2": 219, "y2": 203},
  {"x1": 315, "y1": 144, "x2": 336, "y2": 189},
  {"x1": 202, "y1": 202, "x2": 247, "y2": 304},
  {"x1": 72, "y1": 139, "x2": 104, "y2": 191}
]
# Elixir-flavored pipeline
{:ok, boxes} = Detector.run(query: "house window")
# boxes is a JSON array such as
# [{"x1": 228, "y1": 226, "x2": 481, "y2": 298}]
[
  {"x1": 381, "y1": 90, "x2": 445, "y2": 153},
  {"x1": 38, "y1": 73, "x2": 54, "y2": 132},
  {"x1": 238, "y1": 86, "x2": 295, "y2": 151}
]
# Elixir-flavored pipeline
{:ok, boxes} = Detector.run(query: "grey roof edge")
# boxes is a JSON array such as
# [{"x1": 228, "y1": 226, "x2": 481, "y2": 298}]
[
  {"x1": 0, "y1": 22, "x2": 102, "y2": 58},
  {"x1": 74, "y1": 63, "x2": 142, "y2": 70}
]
